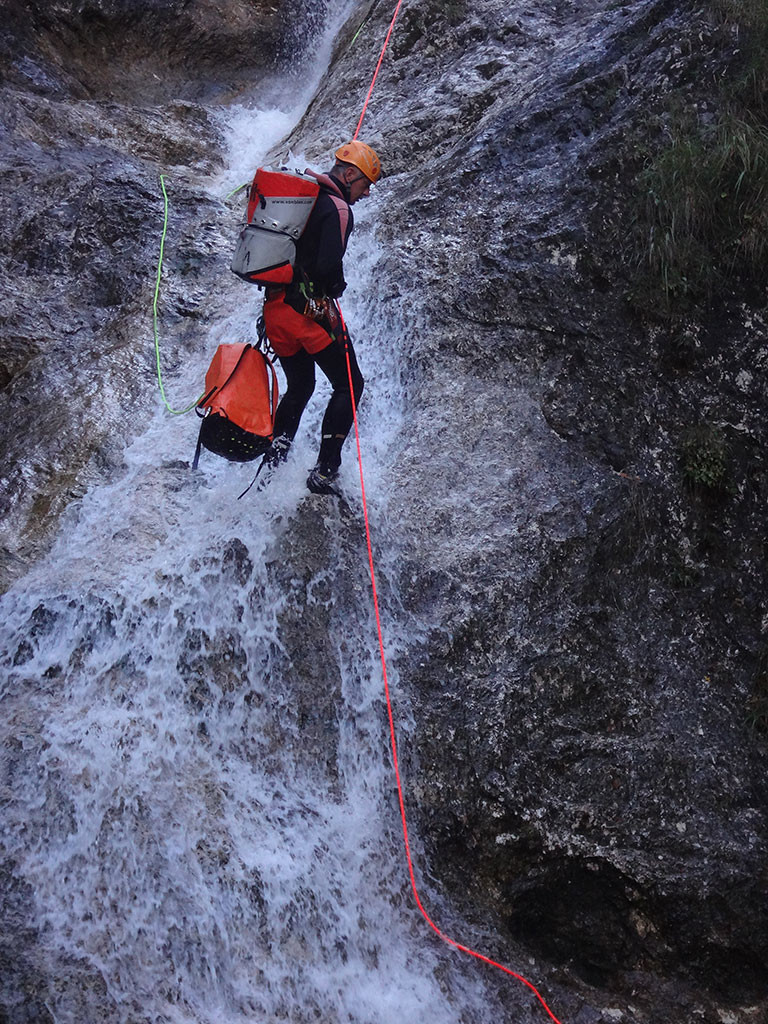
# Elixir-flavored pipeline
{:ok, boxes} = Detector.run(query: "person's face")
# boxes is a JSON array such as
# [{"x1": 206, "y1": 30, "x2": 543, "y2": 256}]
[{"x1": 345, "y1": 168, "x2": 373, "y2": 204}]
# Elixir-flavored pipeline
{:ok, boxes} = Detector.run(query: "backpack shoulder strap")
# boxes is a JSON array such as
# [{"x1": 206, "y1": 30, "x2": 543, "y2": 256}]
[
  {"x1": 192, "y1": 419, "x2": 205, "y2": 470},
  {"x1": 264, "y1": 352, "x2": 279, "y2": 426}
]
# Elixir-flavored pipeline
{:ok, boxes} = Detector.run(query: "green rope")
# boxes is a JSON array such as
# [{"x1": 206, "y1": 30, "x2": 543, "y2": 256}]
[
  {"x1": 153, "y1": 174, "x2": 203, "y2": 415},
  {"x1": 350, "y1": 14, "x2": 370, "y2": 46},
  {"x1": 225, "y1": 182, "x2": 249, "y2": 200}
]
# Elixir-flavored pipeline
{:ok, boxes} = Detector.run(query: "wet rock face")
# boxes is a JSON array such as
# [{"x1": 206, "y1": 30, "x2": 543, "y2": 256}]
[
  {"x1": 287, "y1": 0, "x2": 768, "y2": 1018},
  {"x1": 1, "y1": 0, "x2": 309, "y2": 102},
  {"x1": 1, "y1": 0, "x2": 767, "y2": 1021},
  {"x1": 0, "y1": 0, "x2": 315, "y2": 591}
]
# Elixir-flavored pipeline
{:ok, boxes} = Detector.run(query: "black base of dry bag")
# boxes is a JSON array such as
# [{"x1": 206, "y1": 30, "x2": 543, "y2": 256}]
[{"x1": 193, "y1": 413, "x2": 272, "y2": 468}]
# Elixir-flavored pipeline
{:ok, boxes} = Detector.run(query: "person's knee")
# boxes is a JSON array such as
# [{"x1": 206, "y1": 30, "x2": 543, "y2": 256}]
[
  {"x1": 352, "y1": 371, "x2": 364, "y2": 404},
  {"x1": 300, "y1": 378, "x2": 317, "y2": 404},
  {"x1": 287, "y1": 376, "x2": 315, "y2": 405}
]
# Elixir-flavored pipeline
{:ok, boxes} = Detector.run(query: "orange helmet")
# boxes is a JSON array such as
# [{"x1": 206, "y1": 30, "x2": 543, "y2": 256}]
[{"x1": 335, "y1": 141, "x2": 382, "y2": 183}]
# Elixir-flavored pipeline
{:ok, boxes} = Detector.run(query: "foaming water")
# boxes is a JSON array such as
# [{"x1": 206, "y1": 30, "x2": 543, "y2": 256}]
[
  {"x1": 0, "y1": 279, "x2": 489, "y2": 1022},
  {"x1": 0, "y1": 5, "x2": 514, "y2": 1023},
  {"x1": 213, "y1": 0, "x2": 356, "y2": 189}
]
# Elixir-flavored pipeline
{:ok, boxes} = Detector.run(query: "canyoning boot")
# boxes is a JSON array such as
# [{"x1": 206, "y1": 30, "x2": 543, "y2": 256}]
[
  {"x1": 237, "y1": 435, "x2": 292, "y2": 499},
  {"x1": 263, "y1": 434, "x2": 292, "y2": 468},
  {"x1": 255, "y1": 434, "x2": 292, "y2": 490},
  {"x1": 306, "y1": 463, "x2": 341, "y2": 496}
]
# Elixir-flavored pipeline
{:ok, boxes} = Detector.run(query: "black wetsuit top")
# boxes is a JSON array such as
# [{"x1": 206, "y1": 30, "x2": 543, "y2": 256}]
[{"x1": 293, "y1": 173, "x2": 354, "y2": 298}]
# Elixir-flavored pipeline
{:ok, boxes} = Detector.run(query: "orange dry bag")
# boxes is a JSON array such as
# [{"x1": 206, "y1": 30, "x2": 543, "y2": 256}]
[{"x1": 192, "y1": 343, "x2": 278, "y2": 468}]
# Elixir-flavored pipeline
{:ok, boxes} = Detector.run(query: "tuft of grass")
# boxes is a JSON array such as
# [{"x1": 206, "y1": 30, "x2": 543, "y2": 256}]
[
  {"x1": 636, "y1": 113, "x2": 768, "y2": 304},
  {"x1": 681, "y1": 425, "x2": 731, "y2": 492},
  {"x1": 747, "y1": 646, "x2": 768, "y2": 735},
  {"x1": 628, "y1": 0, "x2": 768, "y2": 311},
  {"x1": 713, "y1": 0, "x2": 768, "y2": 111}
]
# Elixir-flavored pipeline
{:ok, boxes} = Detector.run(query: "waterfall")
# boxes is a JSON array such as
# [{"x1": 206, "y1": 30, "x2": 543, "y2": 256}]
[{"x1": 0, "y1": 4, "x2": 522, "y2": 1022}]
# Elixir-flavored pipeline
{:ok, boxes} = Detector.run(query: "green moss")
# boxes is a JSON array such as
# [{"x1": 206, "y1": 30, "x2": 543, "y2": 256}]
[
  {"x1": 635, "y1": 112, "x2": 768, "y2": 304},
  {"x1": 681, "y1": 425, "x2": 731, "y2": 492},
  {"x1": 628, "y1": 0, "x2": 768, "y2": 311},
  {"x1": 747, "y1": 646, "x2": 768, "y2": 735}
]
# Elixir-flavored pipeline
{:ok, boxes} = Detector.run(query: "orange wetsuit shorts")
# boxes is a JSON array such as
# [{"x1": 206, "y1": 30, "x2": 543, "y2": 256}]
[{"x1": 263, "y1": 290, "x2": 334, "y2": 359}]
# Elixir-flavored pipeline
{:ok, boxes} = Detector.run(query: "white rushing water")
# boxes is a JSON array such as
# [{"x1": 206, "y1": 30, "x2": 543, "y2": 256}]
[{"x1": 0, "y1": 4, "x2": 527, "y2": 1023}]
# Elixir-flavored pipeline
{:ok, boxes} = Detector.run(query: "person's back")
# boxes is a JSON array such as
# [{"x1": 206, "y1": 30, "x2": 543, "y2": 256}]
[
  {"x1": 260, "y1": 141, "x2": 382, "y2": 495},
  {"x1": 294, "y1": 175, "x2": 354, "y2": 298}
]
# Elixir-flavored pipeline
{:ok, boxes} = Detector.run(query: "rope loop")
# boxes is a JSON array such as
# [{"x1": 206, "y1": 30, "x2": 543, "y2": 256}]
[{"x1": 255, "y1": 314, "x2": 276, "y2": 360}]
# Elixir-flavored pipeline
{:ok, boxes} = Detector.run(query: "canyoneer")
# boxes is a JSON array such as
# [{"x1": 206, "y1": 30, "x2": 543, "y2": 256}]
[{"x1": 258, "y1": 141, "x2": 382, "y2": 495}]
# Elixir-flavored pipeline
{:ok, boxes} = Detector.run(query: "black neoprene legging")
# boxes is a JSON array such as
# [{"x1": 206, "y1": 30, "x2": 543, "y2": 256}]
[{"x1": 273, "y1": 337, "x2": 364, "y2": 472}]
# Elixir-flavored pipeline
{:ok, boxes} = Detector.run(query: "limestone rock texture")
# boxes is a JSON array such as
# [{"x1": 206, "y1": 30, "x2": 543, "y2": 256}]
[
  {"x1": 0, "y1": 0, "x2": 312, "y2": 588},
  {"x1": 0, "y1": 0, "x2": 766, "y2": 1022},
  {"x1": 286, "y1": 0, "x2": 768, "y2": 1018}
]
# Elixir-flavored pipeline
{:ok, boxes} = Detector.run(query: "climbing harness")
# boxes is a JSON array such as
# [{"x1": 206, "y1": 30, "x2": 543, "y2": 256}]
[{"x1": 153, "y1": 175, "x2": 204, "y2": 415}]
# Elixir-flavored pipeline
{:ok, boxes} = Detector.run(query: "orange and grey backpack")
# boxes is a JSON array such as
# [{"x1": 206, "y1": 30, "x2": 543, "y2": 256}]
[
  {"x1": 192, "y1": 329, "x2": 278, "y2": 469},
  {"x1": 231, "y1": 168, "x2": 320, "y2": 287}
]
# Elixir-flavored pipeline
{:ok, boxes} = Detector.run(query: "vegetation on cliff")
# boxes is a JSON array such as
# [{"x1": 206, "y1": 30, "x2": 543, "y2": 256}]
[{"x1": 632, "y1": 0, "x2": 768, "y2": 308}]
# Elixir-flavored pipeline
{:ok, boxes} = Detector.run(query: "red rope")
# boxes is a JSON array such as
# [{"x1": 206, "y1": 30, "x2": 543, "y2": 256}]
[
  {"x1": 352, "y1": 0, "x2": 405, "y2": 140},
  {"x1": 337, "y1": 308, "x2": 563, "y2": 1024}
]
